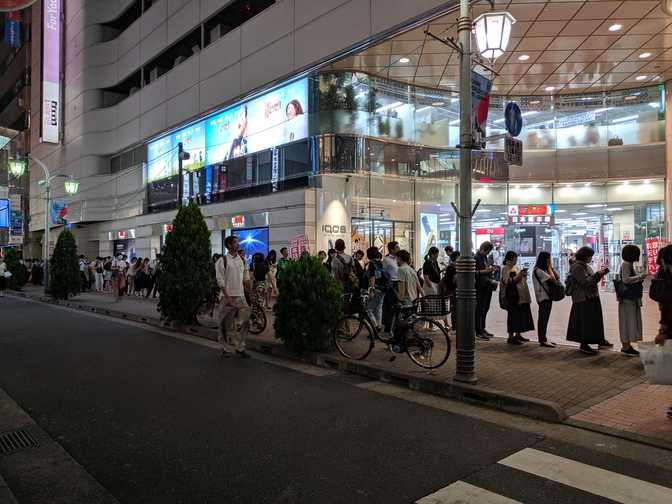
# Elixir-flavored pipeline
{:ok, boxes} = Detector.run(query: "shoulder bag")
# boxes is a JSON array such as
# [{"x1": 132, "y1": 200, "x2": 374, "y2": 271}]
[
  {"x1": 613, "y1": 264, "x2": 643, "y2": 301},
  {"x1": 650, "y1": 271, "x2": 672, "y2": 304},
  {"x1": 535, "y1": 269, "x2": 565, "y2": 302}
]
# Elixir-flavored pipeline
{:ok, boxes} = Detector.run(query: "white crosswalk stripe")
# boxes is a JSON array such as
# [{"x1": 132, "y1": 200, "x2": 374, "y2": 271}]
[
  {"x1": 417, "y1": 447, "x2": 672, "y2": 504},
  {"x1": 416, "y1": 481, "x2": 522, "y2": 504},
  {"x1": 499, "y1": 448, "x2": 672, "y2": 504}
]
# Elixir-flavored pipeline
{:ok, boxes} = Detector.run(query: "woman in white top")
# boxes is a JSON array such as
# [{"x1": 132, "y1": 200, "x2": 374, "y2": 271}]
[
  {"x1": 532, "y1": 251, "x2": 559, "y2": 348},
  {"x1": 618, "y1": 245, "x2": 647, "y2": 356}
]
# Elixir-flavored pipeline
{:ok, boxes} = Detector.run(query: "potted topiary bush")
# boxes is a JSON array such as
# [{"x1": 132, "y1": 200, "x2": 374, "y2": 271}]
[
  {"x1": 274, "y1": 255, "x2": 342, "y2": 353},
  {"x1": 4, "y1": 248, "x2": 26, "y2": 290},
  {"x1": 158, "y1": 201, "x2": 211, "y2": 325},
  {"x1": 50, "y1": 230, "x2": 80, "y2": 299}
]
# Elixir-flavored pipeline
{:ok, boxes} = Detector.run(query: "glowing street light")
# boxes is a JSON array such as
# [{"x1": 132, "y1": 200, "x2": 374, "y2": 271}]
[
  {"x1": 473, "y1": 11, "x2": 516, "y2": 61},
  {"x1": 8, "y1": 159, "x2": 26, "y2": 177},
  {"x1": 64, "y1": 177, "x2": 79, "y2": 195}
]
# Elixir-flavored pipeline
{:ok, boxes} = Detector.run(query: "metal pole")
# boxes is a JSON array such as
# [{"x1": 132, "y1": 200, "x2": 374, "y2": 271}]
[
  {"x1": 454, "y1": 0, "x2": 477, "y2": 384},
  {"x1": 29, "y1": 155, "x2": 51, "y2": 296},
  {"x1": 177, "y1": 142, "x2": 184, "y2": 209}
]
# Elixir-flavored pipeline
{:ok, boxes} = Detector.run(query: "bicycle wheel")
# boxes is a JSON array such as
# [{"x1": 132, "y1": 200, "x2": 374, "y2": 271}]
[
  {"x1": 333, "y1": 315, "x2": 374, "y2": 360},
  {"x1": 248, "y1": 305, "x2": 267, "y2": 335},
  {"x1": 405, "y1": 317, "x2": 451, "y2": 369}
]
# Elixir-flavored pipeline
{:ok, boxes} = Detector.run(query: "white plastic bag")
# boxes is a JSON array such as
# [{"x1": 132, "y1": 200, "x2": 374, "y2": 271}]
[
  {"x1": 639, "y1": 341, "x2": 672, "y2": 385},
  {"x1": 3, "y1": 271, "x2": 11, "y2": 279}
]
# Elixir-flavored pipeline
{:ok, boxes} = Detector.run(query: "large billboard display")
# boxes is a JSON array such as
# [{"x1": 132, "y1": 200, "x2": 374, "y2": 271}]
[
  {"x1": 42, "y1": 0, "x2": 61, "y2": 143},
  {"x1": 0, "y1": 199, "x2": 9, "y2": 228},
  {"x1": 147, "y1": 78, "x2": 308, "y2": 182},
  {"x1": 232, "y1": 227, "x2": 269, "y2": 264}
]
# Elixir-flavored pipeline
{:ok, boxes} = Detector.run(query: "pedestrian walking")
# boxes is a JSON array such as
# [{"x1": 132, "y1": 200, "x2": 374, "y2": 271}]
[
  {"x1": 215, "y1": 235, "x2": 251, "y2": 358},
  {"x1": 0, "y1": 256, "x2": 7, "y2": 297},
  {"x1": 382, "y1": 241, "x2": 400, "y2": 334},
  {"x1": 94, "y1": 257, "x2": 104, "y2": 292},
  {"x1": 331, "y1": 239, "x2": 357, "y2": 292},
  {"x1": 566, "y1": 246, "x2": 611, "y2": 355},
  {"x1": 148, "y1": 254, "x2": 161, "y2": 298},
  {"x1": 440, "y1": 251, "x2": 459, "y2": 331},
  {"x1": 422, "y1": 247, "x2": 441, "y2": 296},
  {"x1": 277, "y1": 247, "x2": 291, "y2": 284},
  {"x1": 364, "y1": 247, "x2": 388, "y2": 330},
  {"x1": 325, "y1": 249, "x2": 336, "y2": 273},
  {"x1": 353, "y1": 249, "x2": 366, "y2": 288},
  {"x1": 617, "y1": 245, "x2": 647, "y2": 356},
  {"x1": 475, "y1": 241, "x2": 496, "y2": 340},
  {"x1": 501, "y1": 251, "x2": 534, "y2": 345},
  {"x1": 653, "y1": 245, "x2": 672, "y2": 419},
  {"x1": 266, "y1": 250, "x2": 278, "y2": 309},
  {"x1": 251, "y1": 252, "x2": 269, "y2": 309},
  {"x1": 442, "y1": 245, "x2": 454, "y2": 268},
  {"x1": 79, "y1": 255, "x2": 89, "y2": 292},
  {"x1": 111, "y1": 255, "x2": 126, "y2": 302},
  {"x1": 532, "y1": 251, "x2": 559, "y2": 348}
]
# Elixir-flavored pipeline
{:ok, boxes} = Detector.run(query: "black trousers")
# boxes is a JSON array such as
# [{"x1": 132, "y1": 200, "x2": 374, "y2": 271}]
[
  {"x1": 382, "y1": 281, "x2": 399, "y2": 332},
  {"x1": 537, "y1": 300, "x2": 552, "y2": 343},
  {"x1": 475, "y1": 287, "x2": 493, "y2": 334}
]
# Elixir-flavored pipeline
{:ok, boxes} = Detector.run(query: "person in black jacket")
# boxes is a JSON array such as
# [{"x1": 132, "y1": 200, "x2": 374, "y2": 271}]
[{"x1": 474, "y1": 241, "x2": 495, "y2": 340}]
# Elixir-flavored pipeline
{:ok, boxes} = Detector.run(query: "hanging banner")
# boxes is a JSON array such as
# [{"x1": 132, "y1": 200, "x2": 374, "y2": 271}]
[
  {"x1": 471, "y1": 71, "x2": 492, "y2": 144},
  {"x1": 289, "y1": 234, "x2": 309, "y2": 259},
  {"x1": 4, "y1": 11, "x2": 21, "y2": 47},
  {"x1": 42, "y1": 0, "x2": 61, "y2": 144},
  {"x1": 645, "y1": 238, "x2": 669, "y2": 275},
  {"x1": 0, "y1": 1, "x2": 36, "y2": 10},
  {"x1": 50, "y1": 201, "x2": 68, "y2": 225}
]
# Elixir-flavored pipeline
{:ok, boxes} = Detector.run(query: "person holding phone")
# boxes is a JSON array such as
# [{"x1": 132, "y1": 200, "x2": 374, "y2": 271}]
[
  {"x1": 566, "y1": 246, "x2": 611, "y2": 355},
  {"x1": 501, "y1": 251, "x2": 534, "y2": 345}
]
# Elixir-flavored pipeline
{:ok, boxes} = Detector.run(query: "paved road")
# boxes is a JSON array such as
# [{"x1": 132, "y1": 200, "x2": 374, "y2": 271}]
[{"x1": 1, "y1": 297, "x2": 672, "y2": 504}]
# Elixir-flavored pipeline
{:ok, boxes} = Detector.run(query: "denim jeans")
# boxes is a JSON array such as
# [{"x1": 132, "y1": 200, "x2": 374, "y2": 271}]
[{"x1": 367, "y1": 289, "x2": 384, "y2": 328}]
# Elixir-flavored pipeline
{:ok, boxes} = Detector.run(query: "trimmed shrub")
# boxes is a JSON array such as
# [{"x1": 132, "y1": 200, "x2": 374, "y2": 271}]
[
  {"x1": 274, "y1": 255, "x2": 342, "y2": 353},
  {"x1": 4, "y1": 248, "x2": 26, "y2": 290},
  {"x1": 158, "y1": 201, "x2": 211, "y2": 324},
  {"x1": 50, "y1": 230, "x2": 79, "y2": 299}
]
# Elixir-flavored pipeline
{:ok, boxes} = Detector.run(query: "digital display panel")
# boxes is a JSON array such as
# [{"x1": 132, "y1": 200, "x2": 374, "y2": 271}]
[
  {"x1": 0, "y1": 199, "x2": 9, "y2": 227},
  {"x1": 148, "y1": 78, "x2": 308, "y2": 182},
  {"x1": 420, "y1": 213, "x2": 438, "y2": 258},
  {"x1": 232, "y1": 227, "x2": 269, "y2": 264}
]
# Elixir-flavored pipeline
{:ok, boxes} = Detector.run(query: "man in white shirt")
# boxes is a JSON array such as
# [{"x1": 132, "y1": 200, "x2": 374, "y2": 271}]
[{"x1": 215, "y1": 235, "x2": 251, "y2": 358}]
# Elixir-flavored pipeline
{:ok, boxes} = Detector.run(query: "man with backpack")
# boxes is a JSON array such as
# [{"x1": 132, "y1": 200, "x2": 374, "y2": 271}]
[
  {"x1": 363, "y1": 247, "x2": 390, "y2": 330},
  {"x1": 331, "y1": 239, "x2": 358, "y2": 293},
  {"x1": 215, "y1": 235, "x2": 251, "y2": 358}
]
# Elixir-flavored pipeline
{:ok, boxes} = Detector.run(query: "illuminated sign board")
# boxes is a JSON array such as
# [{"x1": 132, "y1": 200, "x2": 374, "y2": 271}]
[
  {"x1": 231, "y1": 215, "x2": 245, "y2": 228},
  {"x1": 0, "y1": 199, "x2": 8, "y2": 227},
  {"x1": 147, "y1": 78, "x2": 308, "y2": 182},
  {"x1": 42, "y1": 0, "x2": 61, "y2": 143},
  {"x1": 508, "y1": 204, "x2": 555, "y2": 225}
]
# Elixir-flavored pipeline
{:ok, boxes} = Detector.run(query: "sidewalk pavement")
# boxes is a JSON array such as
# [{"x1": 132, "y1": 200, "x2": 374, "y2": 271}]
[
  {"x1": 9, "y1": 285, "x2": 672, "y2": 449},
  {"x1": 0, "y1": 473, "x2": 18, "y2": 504}
]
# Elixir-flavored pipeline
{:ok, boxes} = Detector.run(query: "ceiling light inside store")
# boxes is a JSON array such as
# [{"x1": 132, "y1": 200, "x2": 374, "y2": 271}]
[
  {"x1": 648, "y1": 102, "x2": 660, "y2": 109},
  {"x1": 622, "y1": 181, "x2": 629, "y2": 186},
  {"x1": 585, "y1": 182, "x2": 591, "y2": 187},
  {"x1": 530, "y1": 100, "x2": 541, "y2": 105},
  {"x1": 545, "y1": 86, "x2": 555, "y2": 92},
  {"x1": 585, "y1": 204, "x2": 607, "y2": 208},
  {"x1": 399, "y1": 57, "x2": 410, "y2": 64},
  {"x1": 607, "y1": 208, "x2": 623, "y2": 212},
  {"x1": 644, "y1": 179, "x2": 651, "y2": 184},
  {"x1": 555, "y1": 210, "x2": 567, "y2": 213},
  {"x1": 451, "y1": 98, "x2": 459, "y2": 103},
  {"x1": 416, "y1": 106, "x2": 432, "y2": 113},
  {"x1": 639, "y1": 52, "x2": 652, "y2": 59},
  {"x1": 432, "y1": 101, "x2": 445, "y2": 106},
  {"x1": 375, "y1": 101, "x2": 403, "y2": 113},
  {"x1": 518, "y1": 54, "x2": 530, "y2": 61},
  {"x1": 573, "y1": 213, "x2": 588, "y2": 216},
  {"x1": 608, "y1": 23, "x2": 622, "y2": 32},
  {"x1": 635, "y1": 75, "x2": 648, "y2": 81}
]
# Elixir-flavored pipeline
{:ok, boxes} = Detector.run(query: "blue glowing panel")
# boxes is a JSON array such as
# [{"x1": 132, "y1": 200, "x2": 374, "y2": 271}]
[
  {"x1": 0, "y1": 199, "x2": 8, "y2": 228},
  {"x1": 232, "y1": 227, "x2": 269, "y2": 264}
]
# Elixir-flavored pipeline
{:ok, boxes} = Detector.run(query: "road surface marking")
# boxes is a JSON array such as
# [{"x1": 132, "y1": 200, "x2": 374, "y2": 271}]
[
  {"x1": 499, "y1": 447, "x2": 672, "y2": 504},
  {"x1": 416, "y1": 481, "x2": 522, "y2": 504}
]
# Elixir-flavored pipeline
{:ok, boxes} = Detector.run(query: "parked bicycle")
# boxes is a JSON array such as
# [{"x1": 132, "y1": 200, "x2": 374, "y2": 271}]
[{"x1": 332, "y1": 291, "x2": 451, "y2": 369}]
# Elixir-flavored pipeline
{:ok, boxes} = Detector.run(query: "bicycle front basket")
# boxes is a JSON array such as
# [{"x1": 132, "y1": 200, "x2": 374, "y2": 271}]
[{"x1": 414, "y1": 295, "x2": 450, "y2": 316}]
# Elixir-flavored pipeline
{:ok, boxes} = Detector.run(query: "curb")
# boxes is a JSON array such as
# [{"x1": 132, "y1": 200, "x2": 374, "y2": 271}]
[
  {"x1": 564, "y1": 418, "x2": 672, "y2": 452},
  {"x1": 8, "y1": 290, "x2": 565, "y2": 423},
  {"x1": 0, "y1": 473, "x2": 18, "y2": 504}
]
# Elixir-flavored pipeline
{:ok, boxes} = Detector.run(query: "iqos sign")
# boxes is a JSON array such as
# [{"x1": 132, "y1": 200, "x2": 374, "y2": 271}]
[
  {"x1": 321, "y1": 224, "x2": 346, "y2": 235},
  {"x1": 0, "y1": 1, "x2": 38, "y2": 10}
]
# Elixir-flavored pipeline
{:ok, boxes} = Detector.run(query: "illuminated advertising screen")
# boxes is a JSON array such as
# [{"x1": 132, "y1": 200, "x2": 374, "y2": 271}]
[
  {"x1": 147, "y1": 78, "x2": 308, "y2": 182},
  {"x1": 0, "y1": 199, "x2": 9, "y2": 227},
  {"x1": 420, "y1": 213, "x2": 438, "y2": 258},
  {"x1": 42, "y1": 0, "x2": 61, "y2": 143},
  {"x1": 232, "y1": 227, "x2": 269, "y2": 264}
]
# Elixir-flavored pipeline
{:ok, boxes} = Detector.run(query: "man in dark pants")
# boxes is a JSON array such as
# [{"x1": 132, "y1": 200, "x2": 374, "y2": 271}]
[
  {"x1": 382, "y1": 241, "x2": 400, "y2": 334},
  {"x1": 474, "y1": 241, "x2": 495, "y2": 340}
]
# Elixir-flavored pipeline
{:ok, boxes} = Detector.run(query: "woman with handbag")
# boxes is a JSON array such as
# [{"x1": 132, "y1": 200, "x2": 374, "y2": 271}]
[
  {"x1": 567, "y1": 246, "x2": 610, "y2": 355},
  {"x1": 532, "y1": 251, "x2": 562, "y2": 348},
  {"x1": 501, "y1": 251, "x2": 534, "y2": 345},
  {"x1": 617, "y1": 245, "x2": 647, "y2": 356},
  {"x1": 652, "y1": 245, "x2": 672, "y2": 420}
]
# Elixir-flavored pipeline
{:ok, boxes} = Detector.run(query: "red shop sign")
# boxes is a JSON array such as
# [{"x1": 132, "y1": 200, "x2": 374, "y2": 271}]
[
  {"x1": 476, "y1": 227, "x2": 505, "y2": 235},
  {"x1": 517, "y1": 205, "x2": 549, "y2": 216},
  {"x1": 0, "y1": 1, "x2": 37, "y2": 11}
]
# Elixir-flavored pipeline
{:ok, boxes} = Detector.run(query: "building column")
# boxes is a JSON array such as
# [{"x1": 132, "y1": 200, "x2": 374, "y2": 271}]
[{"x1": 666, "y1": 81, "x2": 672, "y2": 238}]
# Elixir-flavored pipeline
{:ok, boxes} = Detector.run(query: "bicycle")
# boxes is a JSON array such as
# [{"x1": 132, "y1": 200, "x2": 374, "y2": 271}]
[{"x1": 332, "y1": 291, "x2": 451, "y2": 369}]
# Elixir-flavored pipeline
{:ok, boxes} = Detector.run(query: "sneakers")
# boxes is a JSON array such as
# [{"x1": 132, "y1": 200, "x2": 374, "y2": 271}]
[
  {"x1": 580, "y1": 345, "x2": 598, "y2": 355},
  {"x1": 598, "y1": 341, "x2": 614, "y2": 348},
  {"x1": 621, "y1": 347, "x2": 640, "y2": 357},
  {"x1": 540, "y1": 342, "x2": 556, "y2": 348},
  {"x1": 507, "y1": 338, "x2": 522, "y2": 345},
  {"x1": 516, "y1": 335, "x2": 530, "y2": 342},
  {"x1": 483, "y1": 330, "x2": 494, "y2": 338},
  {"x1": 476, "y1": 332, "x2": 491, "y2": 341}
]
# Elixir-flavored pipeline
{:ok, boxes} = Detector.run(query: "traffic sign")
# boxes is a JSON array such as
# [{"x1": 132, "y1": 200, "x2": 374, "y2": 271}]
[
  {"x1": 504, "y1": 102, "x2": 523, "y2": 137},
  {"x1": 505, "y1": 136, "x2": 523, "y2": 166}
]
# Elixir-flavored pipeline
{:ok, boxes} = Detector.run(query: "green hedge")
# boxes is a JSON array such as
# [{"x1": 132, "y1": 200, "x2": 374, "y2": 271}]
[{"x1": 50, "y1": 230, "x2": 80, "y2": 299}]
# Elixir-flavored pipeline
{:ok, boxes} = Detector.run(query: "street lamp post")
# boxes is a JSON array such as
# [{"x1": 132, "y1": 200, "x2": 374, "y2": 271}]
[{"x1": 28, "y1": 155, "x2": 79, "y2": 295}]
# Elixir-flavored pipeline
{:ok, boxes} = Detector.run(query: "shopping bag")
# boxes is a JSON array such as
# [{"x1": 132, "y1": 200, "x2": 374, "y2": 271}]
[{"x1": 639, "y1": 341, "x2": 672, "y2": 385}]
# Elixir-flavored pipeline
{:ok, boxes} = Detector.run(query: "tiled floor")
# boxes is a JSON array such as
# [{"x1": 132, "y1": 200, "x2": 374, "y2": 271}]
[{"x1": 572, "y1": 384, "x2": 672, "y2": 443}]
